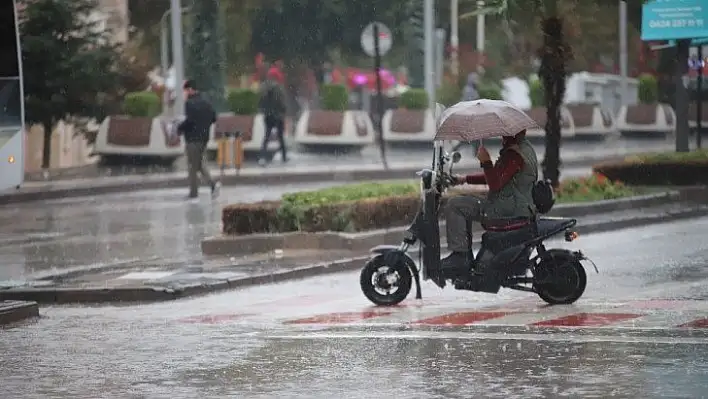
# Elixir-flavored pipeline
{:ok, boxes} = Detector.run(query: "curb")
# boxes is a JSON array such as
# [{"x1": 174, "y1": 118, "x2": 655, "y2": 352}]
[
  {"x1": 1, "y1": 155, "x2": 615, "y2": 205},
  {"x1": 201, "y1": 190, "x2": 685, "y2": 256},
  {"x1": 2, "y1": 205, "x2": 707, "y2": 305},
  {"x1": 0, "y1": 300, "x2": 40, "y2": 326}
]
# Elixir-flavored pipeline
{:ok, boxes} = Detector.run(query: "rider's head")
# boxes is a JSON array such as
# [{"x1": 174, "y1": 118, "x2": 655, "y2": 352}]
[{"x1": 502, "y1": 129, "x2": 526, "y2": 147}]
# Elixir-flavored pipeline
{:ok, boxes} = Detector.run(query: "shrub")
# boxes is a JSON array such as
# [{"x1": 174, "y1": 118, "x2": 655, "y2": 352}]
[
  {"x1": 227, "y1": 88, "x2": 259, "y2": 115},
  {"x1": 529, "y1": 78, "x2": 545, "y2": 107},
  {"x1": 477, "y1": 82, "x2": 503, "y2": 100},
  {"x1": 556, "y1": 174, "x2": 635, "y2": 202},
  {"x1": 436, "y1": 81, "x2": 462, "y2": 106},
  {"x1": 320, "y1": 84, "x2": 349, "y2": 111},
  {"x1": 400, "y1": 88, "x2": 429, "y2": 110},
  {"x1": 122, "y1": 92, "x2": 160, "y2": 117},
  {"x1": 593, "y1": 149, "x2": 708, "y2": 186},
  {"x1": 638, "y1": 74, "x2": 659, "y2": 104}
]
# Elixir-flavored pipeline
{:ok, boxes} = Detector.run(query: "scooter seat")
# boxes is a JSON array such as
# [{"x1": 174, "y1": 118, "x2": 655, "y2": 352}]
[{"x1": 482, "y1": 217, "x2": 531, "y2": 232}]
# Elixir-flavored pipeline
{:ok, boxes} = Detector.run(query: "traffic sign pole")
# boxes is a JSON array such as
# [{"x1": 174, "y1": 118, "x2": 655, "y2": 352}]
[
  {"x1": 698, "y1": 44, "x2": 703, "y2": 149},
  {"x1": 373, "y1": 24, "x2": 388, "y2": 169}
]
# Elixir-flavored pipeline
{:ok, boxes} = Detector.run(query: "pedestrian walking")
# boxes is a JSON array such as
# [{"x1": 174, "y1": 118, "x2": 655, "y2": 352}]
[
  {"x1": 178, "y1": 79, "x2": 221, "y2": 200},
  {"x1": 257, "y1": 67, "x2": 288, "y2": 166}
]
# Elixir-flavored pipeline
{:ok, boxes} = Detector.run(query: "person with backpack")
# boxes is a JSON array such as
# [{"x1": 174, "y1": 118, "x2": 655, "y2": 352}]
[
  {"x1": 404, "y1": 129, "x2": 539, "y2": 274},
  {"x1": 257, "y1": 67, "x2": 288, "y2": 166}
]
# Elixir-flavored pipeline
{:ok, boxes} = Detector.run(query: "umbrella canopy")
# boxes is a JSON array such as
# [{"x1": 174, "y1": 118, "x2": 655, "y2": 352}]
[{"x1": 434, "y1": 99, "x2": 538, "y2": 142}]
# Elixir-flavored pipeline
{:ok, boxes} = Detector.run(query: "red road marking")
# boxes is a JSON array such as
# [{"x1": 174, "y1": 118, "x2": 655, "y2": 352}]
[
  {"x1": 285, "y1": 310, "x2": 393, "y2": 325},
  {"x1": 414, "y1": 311, "x2": 512, "y2": 326},
  {"x1": 177, "y1": 313, "x2": 252, "y2": 324},
  {"x1": 533, "y1": 313, "x2": 642, "y2": 327},
  {"x1": 678, "y1": 318, "x2": 708, "y2": 328}
]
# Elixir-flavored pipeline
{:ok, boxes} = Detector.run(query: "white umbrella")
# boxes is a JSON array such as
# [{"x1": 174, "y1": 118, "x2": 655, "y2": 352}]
[{"x1": 435, "y1": 99, "x2": 538, "y2": 142}]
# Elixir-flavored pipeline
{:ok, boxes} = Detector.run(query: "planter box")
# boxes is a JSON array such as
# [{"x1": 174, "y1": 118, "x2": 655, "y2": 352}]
[
  {"x1": 615, "y1": 103, "x2": 675, "y2": 137},
  {"x1": 525, "y1": 106, "x2": 575, "y2": 138},
  {"x1": 382, "y1": 108, "x2": 436, "y2": 142},
  {"x1": 566, "y1": 104, "x2": 616, "y2": 139},
  {"x1": 294, "y1": 109, "x2": 374, "y2": 147},
  {"x1": 94, "y1": 116, "x2": 183, "y2": 160}
]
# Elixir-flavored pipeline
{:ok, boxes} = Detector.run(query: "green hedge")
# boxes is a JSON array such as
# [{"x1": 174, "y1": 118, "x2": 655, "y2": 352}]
[
  {"x1": 400, "y1": 88, "x2": 429, "y2": 110},
  {"x1": 222, "y1": 177, "x2": 639, "y2": 235},
  {"x1": 477, "y1": 82, "x2": 503, "y2": 100},
  {"x1": 593, "y1": 150, "x2": 708, "y2": 186},
  {"x1": 227, "y1": 88, "x2": 259, "y2": 115},
  {"x1": 321, "y1": 84, "x2": 349, "y2": 111},
  {"x1": 122, "y1": 92, "x2": 161, "y2": 117}
]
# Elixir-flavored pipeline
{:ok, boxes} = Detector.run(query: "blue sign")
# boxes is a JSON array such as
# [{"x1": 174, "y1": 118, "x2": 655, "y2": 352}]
[{"x1": 641, "y1": 0, "x2": 708, "y2": 40}]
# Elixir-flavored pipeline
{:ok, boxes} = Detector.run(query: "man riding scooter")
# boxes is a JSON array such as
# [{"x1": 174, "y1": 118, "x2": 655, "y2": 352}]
[{"x1": 405, "y1": 129, "x2": 538, "y2": 276}]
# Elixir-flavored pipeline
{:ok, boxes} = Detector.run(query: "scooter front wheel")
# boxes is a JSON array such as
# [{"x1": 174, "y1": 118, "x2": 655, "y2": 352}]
[
  {"x1": 534, "y1": 249, "x2": 587, "y2": 305},
  {"x1": 360, "y1": 255, "x2": 413, "y2": 306}
]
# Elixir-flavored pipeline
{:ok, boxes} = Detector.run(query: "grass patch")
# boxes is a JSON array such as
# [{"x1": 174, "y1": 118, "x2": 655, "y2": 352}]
[{"x1": 282, "y1": 181, "x2": 419, "y2": 207}]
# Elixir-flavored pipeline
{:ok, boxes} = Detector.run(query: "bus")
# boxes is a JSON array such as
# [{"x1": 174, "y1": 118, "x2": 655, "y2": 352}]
[{"x1": 0, "y1": 0, "x2": 25, "y2": 191}]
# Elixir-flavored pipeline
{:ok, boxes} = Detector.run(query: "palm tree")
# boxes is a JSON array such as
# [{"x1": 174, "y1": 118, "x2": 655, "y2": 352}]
[{"x1": 462, "y1": 0, "x2": 571, "y2": 187}]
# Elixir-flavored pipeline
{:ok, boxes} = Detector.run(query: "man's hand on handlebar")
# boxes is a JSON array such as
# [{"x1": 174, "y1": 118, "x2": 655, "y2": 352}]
[{"x1": 451, "y1": 174, "x2": 467, "y2": 186}]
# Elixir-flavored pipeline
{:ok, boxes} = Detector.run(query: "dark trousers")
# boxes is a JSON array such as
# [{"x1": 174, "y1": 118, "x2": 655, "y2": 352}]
[
  {"x1": 186, "y1": 141, "x2": 213, "y2": 196},
  {"x1": 260, "y1": 115, "x2": 287, "y2": 162}
]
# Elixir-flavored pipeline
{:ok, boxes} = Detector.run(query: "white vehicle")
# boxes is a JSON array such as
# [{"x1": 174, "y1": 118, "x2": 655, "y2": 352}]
[{"x1": 0, "y1": 0, "x2": 25, "y2": 191}]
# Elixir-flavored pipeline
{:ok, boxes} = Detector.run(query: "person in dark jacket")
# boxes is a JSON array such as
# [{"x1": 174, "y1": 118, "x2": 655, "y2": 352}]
[
  {"x1": 257, "y1": 67, "x2": 288, "y2": 166},
  {"x1": 178, "y1": 80, "x2": 220, "y2": 199}
]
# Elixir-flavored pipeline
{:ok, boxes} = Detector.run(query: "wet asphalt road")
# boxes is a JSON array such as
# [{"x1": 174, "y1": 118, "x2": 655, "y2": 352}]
[
  {"x1": 2, "y1": 218, "x2": 708, "y2": 398},
  {"x1": 0, "y1": 168, "x2": 597, "y2": 281}
]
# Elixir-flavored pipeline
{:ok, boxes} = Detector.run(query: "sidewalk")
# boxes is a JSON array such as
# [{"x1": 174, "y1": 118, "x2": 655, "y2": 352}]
[
  {"x1": 1, "y1": 138, "x2": 674, "y2": 204},
  {"x1": 2, "y1": 199, "x2": 707, "y2": 304},
  {"x1": 0, "y1": 300, "x2": 39, "y2": 326}
]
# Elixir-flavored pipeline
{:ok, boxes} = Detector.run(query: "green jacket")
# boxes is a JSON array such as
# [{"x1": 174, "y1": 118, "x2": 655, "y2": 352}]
[{"x1": 483, "y1": 138, "x2": 538, "y2": 219}]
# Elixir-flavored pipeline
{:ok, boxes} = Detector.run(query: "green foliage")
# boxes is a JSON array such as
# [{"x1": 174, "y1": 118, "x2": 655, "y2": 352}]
[
  {"x1": 477, "y1": 81, "x2": 503, "y2": 100},
  {"x1": 400, "y1": 89, "x2": 429, "y2": 110},
  {"x1": 626, "y1": 149, "x2": 708, "y2": 164},
  {"x1": 556, "y1": 174, "x2": 636, "y2": 203},
  {"x1": 20, "y1": 0, "x2": 122, "y2": 168},
  {"x1": 122, "y1": 92, "x2": 161, "y2": 118},
  {"x1": 227, "y1": 89, "x2": 259, "y2": 115},
  {"x1": 638, "y1": 74, "x2": 659, "y2": 104},
  {"x1": 436, "y1": 82, "x2": 462, "y2": 106},
  {"x1": 320, "y1": 84, "x2": 349, "y2": 111},
  {"x1": 282, "y1": 181, "x2": 418, "y2": 207},
  {"x1": 529, "y1": 78, "x2": 545, "y2": 107},
  {"x1": 185, "y1": 0, "x2": 227, "y2": 112}
]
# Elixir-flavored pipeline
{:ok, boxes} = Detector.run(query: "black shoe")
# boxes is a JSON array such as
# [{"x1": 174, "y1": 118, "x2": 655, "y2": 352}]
[{"x1": 441, "y1": 252, "x2": 471, "y2": 269}]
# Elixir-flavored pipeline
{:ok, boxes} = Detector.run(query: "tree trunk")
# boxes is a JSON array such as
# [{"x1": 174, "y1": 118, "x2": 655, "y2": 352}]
[
  {"x1": 406, "y1": 0, "x2": 425, "y2": 89},
  {"x1": 674, "y1": 39, "x2": 691, "y2": 152},
  {"x1": 185, "y1": 0, "x2": 227, "y2": 112},
  {"x1": 41, "y1": 121, "x2": 52, "y2": 170},
  {"x1": 539, "y1": 15, "x2": 570, "y2": 188}
]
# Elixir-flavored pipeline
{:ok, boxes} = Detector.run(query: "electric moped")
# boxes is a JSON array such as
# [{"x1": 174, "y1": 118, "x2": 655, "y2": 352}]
[{"x1": 359, "y1": 142, "x2": 597, "y2": 306}]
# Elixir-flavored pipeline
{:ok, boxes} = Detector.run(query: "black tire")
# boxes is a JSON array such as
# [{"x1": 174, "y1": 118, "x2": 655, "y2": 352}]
[
  {"x1": 360, "y1": 255, "x2": 413, "y2": 306},
  {"x1": 534, "y1": 249, "x2": 587, "y2": 305}
]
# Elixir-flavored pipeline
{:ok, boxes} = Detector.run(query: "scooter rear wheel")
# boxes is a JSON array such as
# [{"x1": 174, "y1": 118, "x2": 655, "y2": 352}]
[
  {"x1": 360, "y1": 255, "x2": 413, "y2": 306},
  {"x1": 534, "y1": 249, "x2": 587, "y2": 305}
]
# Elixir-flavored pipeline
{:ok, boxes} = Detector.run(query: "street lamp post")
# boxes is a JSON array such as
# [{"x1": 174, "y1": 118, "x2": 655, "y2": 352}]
[
  {"x1": 170, "y1": 0, "x2": 186, "y2": 117},
  {"x1": 476, "y1": 0, "x2": 485, "y2": 73},
  {"x1": 619, "y1": 0, "x2": 628, "y2": 106},
  {"x1": 450, "y1": 0, "x2": 459, "y2": 78},
  {"x1": 160, "y1": 6, "x2": 189, "y2": 116},
  {"x1": 424, "y1": 0, "x2": 436, "y2": 109}
]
